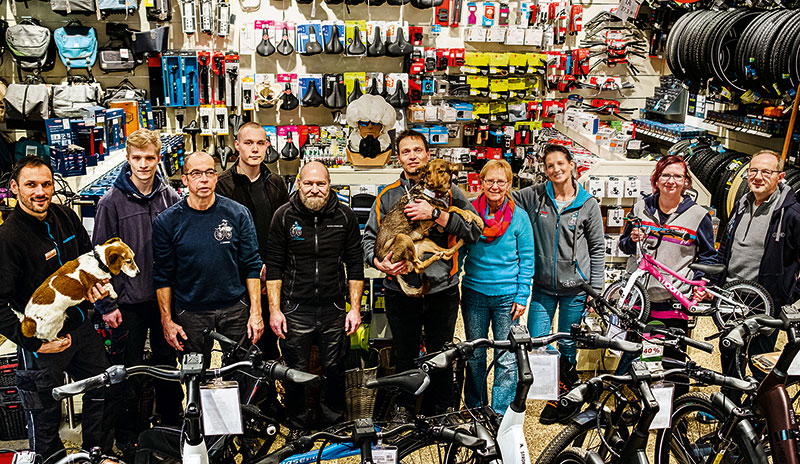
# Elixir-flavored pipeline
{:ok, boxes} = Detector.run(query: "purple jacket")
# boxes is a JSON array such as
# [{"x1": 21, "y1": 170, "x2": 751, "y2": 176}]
[{"x1": 92, "y1": 164, "x2": 180, "y2": 313}]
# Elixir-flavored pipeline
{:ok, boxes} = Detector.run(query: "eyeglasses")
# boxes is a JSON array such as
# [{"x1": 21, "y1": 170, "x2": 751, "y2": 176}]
[
  {"x1": 659, "y1": 174, "x2": 685, "y2": 182},
  {"x1": 747, "y1": 168, "x2": 778, "y2": 178},
  {"x1": 358, "y1": 121, "x2": 380, "y2": 127},
  {"x1": 483, "y1": 180, "x2": 508, "y2": 187},
  {"x1": 185, "y1": 169, "x2": 217, "y2": 179}
]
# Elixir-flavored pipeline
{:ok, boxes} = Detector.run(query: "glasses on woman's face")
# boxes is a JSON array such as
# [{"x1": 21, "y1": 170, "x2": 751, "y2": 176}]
[
  {"x1": 659, "y1": 173, "x2": 685, "y2": 182},
  {"x1": 483, "y1": 180, "x2": 508, "y2": 187}
]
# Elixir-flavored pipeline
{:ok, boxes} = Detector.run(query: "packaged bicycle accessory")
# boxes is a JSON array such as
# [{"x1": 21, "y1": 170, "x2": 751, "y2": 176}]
[
  {"x1": 54, "y1": 24, "x2": 98, "y2": 71},
  {"x1": 224, "y1": 53, "x2": 240, "y2": 107},
  {"x1": 212, "y1": 51, "x2": 226, "y2": 105},
  {"x1": 98, "y1": 0, "x2": 137, "y2": 16},
  {"x1": 6, "y1": 21, "x2": 55, "y2": 73},
  {"x1": 182, "y1": 52, "x2": 200, "y2": 106},
  {"x1": 217, "y1": 0, "x2": 231, "y2": 37},
  {"x1": 162, "y1": 53, "x2": 184, "y2": 107},
  {"x1": 146, "y1": 0, "x2": 172, "y2": 21},
  {"x1": 148, "y1": 56, "x2": 165, "y2": 106},
  {"x1": 199, "y1": 0, "x2": 214, "y2": 34},
  {"x1": 182, "y1": 0, "x2": 197, "y2": 35},
  {"x1": 197, "y1": 51, "x2": 211, "y2": 104}
]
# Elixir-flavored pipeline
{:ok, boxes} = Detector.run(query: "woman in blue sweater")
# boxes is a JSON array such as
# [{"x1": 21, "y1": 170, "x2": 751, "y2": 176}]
[{"x1": 462, "y1": 159, "x2": 535, "y2": 414}]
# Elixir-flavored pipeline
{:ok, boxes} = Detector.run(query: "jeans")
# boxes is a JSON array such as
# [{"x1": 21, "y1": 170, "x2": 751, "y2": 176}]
[
  {"x1": 280, "y1": 302, "x2": 348, "y2": 429},
  {"x1": 527, "y1": 290, "x2": 586, "y2": 365},
  {"x1": 461, "y1": 287, "x2": 518, "y2": 414},
  {"x1": 384, "y1": 286, "x2": 459, "y2": 415}
]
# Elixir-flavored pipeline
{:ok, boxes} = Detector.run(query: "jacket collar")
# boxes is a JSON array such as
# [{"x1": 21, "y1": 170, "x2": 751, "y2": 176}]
[
  {"x1": 288, "y1": 189, "x2": 339, "y2": 217},
  {"x1": 736, "y1": 182, "x2": 796, "y2": 215},
  {"x1": 545, "y1": 178, "x2": 593, "y2": 211},
  {"x1": 114, "y1": 163, "x2": 165, "y2": 201},
  {"x1": 643, "y1": 193, "x2": 696, "y2": 219},
  {"x1": 228, "y1": 160, "x2": 270, "y2": 185}
]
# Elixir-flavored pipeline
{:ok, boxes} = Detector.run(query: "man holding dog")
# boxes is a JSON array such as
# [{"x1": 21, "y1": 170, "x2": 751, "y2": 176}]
[
  {"x1": 153, "y1": 151, "x2": 264, "y2": 363},
  {"x1": 264, "y1": 161, "x2": 364, "y2": 432},
  {"x1": 92, "y1": 128, "x2": 183, "y2": 453},
  {"x1": 0, "y1": 156, "x2": 115, "y2": 458},
  {"x1": 362, "y1": 130, "x2": 482, "y2": 416}
]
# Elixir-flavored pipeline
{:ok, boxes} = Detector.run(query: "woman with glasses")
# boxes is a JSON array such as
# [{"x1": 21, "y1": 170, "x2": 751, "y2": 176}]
[
  {"x1": 461, "y1": 159, "x2": 534, "y2": 414},
  {"x1": 512, "y1": 144, "x2": 605, "y2": 425},
  {"x1": 618, "y1": 155, "x2": 717, "y2": 388}
]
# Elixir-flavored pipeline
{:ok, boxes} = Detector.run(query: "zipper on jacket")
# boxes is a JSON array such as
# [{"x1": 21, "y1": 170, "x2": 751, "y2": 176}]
[
  {"x1": 314, "y1": 215, "x2": 319, "y2": 301},
  {"x1": 553, "y1": 213, "x2": 560, "y2": 294}
]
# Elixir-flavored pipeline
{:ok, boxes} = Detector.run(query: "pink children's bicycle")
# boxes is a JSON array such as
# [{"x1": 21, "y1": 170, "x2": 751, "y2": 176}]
[{"x1": 602, "y1": 215, "x2": 773, "y2": 330}]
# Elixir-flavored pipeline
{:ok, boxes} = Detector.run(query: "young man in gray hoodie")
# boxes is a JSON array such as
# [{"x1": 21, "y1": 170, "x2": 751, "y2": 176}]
[{"x1": 93, "y1": 129, "x2": 183, "y2": 451}]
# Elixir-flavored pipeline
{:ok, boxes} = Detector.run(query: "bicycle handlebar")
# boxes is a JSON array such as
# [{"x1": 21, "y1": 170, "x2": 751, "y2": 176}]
[
  {"x1": 661, "y1": 358, "x2": 757, "y2": 392},
  {"x1": 721, "y1": 315, "x2": 784, "y2": 348}
]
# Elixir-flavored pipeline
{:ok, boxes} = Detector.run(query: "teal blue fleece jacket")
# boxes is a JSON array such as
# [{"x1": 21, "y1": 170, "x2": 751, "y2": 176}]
[{"x1": 462, "y1": 204, "x2": 535, "y2": 306}]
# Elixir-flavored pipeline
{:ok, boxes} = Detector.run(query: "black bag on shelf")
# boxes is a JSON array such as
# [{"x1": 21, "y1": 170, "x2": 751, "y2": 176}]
[
  {"x1": 131, "y1": 26, "x2": 169, "y2": 57},
  {"x1": 102, "y1": 78, "x2": 147, "y2": 105},
  {"x1": 98, "y1": 40, "x2": 138, "y2": 72}
]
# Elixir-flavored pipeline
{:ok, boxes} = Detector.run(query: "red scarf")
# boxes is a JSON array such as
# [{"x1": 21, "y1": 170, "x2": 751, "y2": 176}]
[{"x1": 472, "y1": 194, "x2": 514, "y2": 243}]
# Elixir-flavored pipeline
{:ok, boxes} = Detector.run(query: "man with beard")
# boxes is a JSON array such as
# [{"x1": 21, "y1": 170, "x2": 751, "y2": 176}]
[{"x1": 264, "y1": 161, "x2": 364, "y2": 433}]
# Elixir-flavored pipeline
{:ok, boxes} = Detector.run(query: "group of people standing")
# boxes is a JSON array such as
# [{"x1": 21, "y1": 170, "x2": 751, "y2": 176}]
[{"x1": 0, "y1": 122, "x2": 798, "y2": 459}]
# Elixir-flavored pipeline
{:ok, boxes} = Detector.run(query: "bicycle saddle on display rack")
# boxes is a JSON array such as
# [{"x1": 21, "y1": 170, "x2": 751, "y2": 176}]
[
  {"x1": 280, "y1": 83, "x2": 299, "y2": 110},
  {"x1": 301, "y1": 80, "x2": 324, "y2": 107},
  {"x1": 324, "y1": 74, "x2": 346, "y2": 109},
  {"x1": 346, "y1": 26, "x2": 367, "y2": 55},
  {"x1": 276, "y1": 26, "x2": 294, "y2": 55},
  {"x1": 348, "y1": 80, "x2": 363, "y2": 104},
  {"x1": 256, "y1": 28, "x2": 276, "y2": 57},
  {"x1": 386, "y1": 28, "x2": 413, "y2": 57},
  {"x1": 386, "y1": 81, "x2": 410, "y2": 108},
  {"x1": 304, "y1": 26, "x2": 322, "y2": 55},
  {"x1": 281, "y1": 134, "x2": 299, "y2": 160},
  {"x1": 325, "y1": 26, "x2": 344, "y2": 54},
  {"x1": 366, "y1": 77, "x2": 383, "y2": 96},
  {"x1": 265, "y1": 136, "x2": 280, "y2": 163},
  {"x1": 367, "y1": 26, "x2": 385, "y2": 57}
]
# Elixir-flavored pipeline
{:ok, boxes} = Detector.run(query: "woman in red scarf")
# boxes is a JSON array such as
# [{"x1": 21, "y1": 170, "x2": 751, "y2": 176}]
[{"x1": 461, "y1": 160, "x2": 535, "y2": 414}]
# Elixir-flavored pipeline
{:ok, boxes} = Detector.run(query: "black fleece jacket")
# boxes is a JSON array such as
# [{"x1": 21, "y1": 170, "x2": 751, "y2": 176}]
[
  {"x1": 264, "y1": 191, "x2": 364, "y2": 307},
  {"x1": 0, "y1": 204, "x2": 93, "y2": 352}
]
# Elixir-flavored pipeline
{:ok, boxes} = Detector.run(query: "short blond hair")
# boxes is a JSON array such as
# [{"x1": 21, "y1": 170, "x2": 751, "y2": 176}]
[
  {"x1": 480, "y1": 159, "x2": 513, "y2": 184},
  {"x1": 126, "y1": 128, "x2": 162, "y2": 156},
  {"x1": 752, "y1": 150, "x2": 783, "y2": 171}
]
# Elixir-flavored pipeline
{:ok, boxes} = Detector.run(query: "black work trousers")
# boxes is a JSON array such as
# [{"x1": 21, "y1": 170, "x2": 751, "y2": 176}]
[
  {"x1": 173, "y1": 298, "x2": 250, "y2": 366},
  {"x1": 384, "y1": 286, "x2": 460, "y2": 415},
  {"x1": 280, "y1": 303, "x2": 347, "y2": 429},
  {"x1": 16, "y1": 321, "x2": 116, "y2": 459},
  {"x1": 111, "y1": 302, "x2": 183, "y2": 443}
]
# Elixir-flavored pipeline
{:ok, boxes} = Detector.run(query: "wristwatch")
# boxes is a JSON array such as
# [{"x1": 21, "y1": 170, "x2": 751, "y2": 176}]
[{"x1": 431, "y1": 208, "x2": 441, "y2": 220}]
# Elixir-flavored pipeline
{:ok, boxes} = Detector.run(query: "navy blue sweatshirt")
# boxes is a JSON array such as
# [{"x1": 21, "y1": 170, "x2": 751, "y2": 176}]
[{"x1": 152, "y1": 195, "x2": 262, "y2": 311}]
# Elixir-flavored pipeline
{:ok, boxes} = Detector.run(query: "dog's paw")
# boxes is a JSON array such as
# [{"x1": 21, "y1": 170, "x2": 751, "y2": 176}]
[{"x1": 105, "y1": 284, "x2": 118, "y2": 300}]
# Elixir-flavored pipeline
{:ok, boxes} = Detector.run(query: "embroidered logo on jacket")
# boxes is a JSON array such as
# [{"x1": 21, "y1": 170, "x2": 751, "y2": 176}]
[
  {"x1": 214, "y1": 219, "x2": 233, "y2": 243},
  {"x1": 290, "y1": 221, "x2": 304, "y2": 240}
]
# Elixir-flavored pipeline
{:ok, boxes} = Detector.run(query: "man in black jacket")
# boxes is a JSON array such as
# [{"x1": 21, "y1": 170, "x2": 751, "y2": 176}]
[
  {"x1": 216, "y1": 122, "x2": 290, "y2": 361},
  {"x1": 264, "y1": 161, "x2": 364, "y2": 431},
  {"x1": 0, "y1": 157, "x2": 112, "y2": 458}
]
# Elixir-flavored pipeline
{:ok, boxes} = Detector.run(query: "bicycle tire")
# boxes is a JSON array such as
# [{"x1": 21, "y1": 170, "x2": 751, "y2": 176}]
[
  {"x1": 393, "y1": 408, "x2": 498, "y2": 464},
  {"x1": 551, "y1": 447, "x2": 601, "y2": 464},
  {"x1": 536, "y1": 415, "x2": 631, "y2": 464},
  {"x1": 712, "y1": 279, "x2": 773, "y2": 329},
  {"x1": 653, "y1": 392, "x2": 763, "y2": 464},
  {"x1": 602, "y1": 279, "x2": 651, "y2": 327},
  {"x1": 726, "y1": 160, "x2": 749, "y2": 219}
]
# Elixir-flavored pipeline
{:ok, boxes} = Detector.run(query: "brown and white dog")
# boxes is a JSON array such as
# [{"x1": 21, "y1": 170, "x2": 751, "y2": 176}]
[{"x1": 20, "y1": 237, "x2": 140, "y2": 341}]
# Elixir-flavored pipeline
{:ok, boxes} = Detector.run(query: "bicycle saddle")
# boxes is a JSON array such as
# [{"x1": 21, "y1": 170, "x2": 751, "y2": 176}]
[
  {"x1": 366, "y1": 77, "x2": 383, "y2": 96},
  {"x1": 386, "y1": 28, "x2": 413, "y2": 57},
  {"x1": 367, "y1": 26, "x2": 386, "y2": 57},
  {"x1": 256, "y1": 29, "x2": 276, "y2": 57},
  {"x1": 281, "y1": 134, "x2": 299, "y2": 160},
  {"x1": 265, "y1": 136, "x2": 280, "y2": 163},
  {"x1": 324, "y1": 74, "x2": 346, "y2": 109},
  {"x1": 325, "y1": 26, "x2": 344, "y2": 54},
  {"x1": 348, "y1": 79, "x2": 363, "y2": 104},
  {"x1": 346, "y1": 26, "x2": 367, "y2": 55},
  {"x1": 280, "y1": 83, "x2": 299, "y2": 111},
  {"x1": 386, "y1": 80, "x2": 410, "y2": 108},
  {"x1": 688, "y1": 263, "x2": 727, "y2": 276},
  {"x1": 304, "y1": 27, "x2": 322, "y2": 55},
  {"x1": 276, "y1": 26, "x2": 294, "y2": 56},
  {"x1": 301, "y1": 80, "x2": 324, "y2": 107},
  {"x1": 215, "y1": 135, "x2": 234, "y2": 170},
  {"x1": 365, "y1": 368, "x2": 430, "y2": 396}
]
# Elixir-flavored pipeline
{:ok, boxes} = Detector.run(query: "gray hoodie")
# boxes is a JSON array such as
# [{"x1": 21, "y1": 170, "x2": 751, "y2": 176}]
[{"x1": 512, "y1": 180, "x2": 605, "y2": 294}]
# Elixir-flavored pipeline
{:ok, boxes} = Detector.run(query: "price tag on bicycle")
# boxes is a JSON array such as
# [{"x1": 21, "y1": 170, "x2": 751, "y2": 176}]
[
  {"x1": 372, "y1": 443, "x2": 398, "y2": 464},
  {"x1": 649, "y1": 383, "x2": 674, "y2": 430},
  {"x1": 527, "y1": 349, "x2": 559, "y2": 400},
  {"x1": 200, "y1": 378, "x2": 243, "y2": 435}
]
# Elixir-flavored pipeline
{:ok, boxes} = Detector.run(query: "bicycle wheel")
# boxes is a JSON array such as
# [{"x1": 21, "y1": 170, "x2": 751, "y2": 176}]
[
  {"x1": 601, "y1": 279, "x2": 650, "y2": 327},
  {"x1": 395, "y1": 408, "x2": 498, "y2": 464},
  {"x1": 653, "y1": 392, "x2": 763, "y2": 464},
  {"x1": 551, "y1": 447, "x2": 601, "y2": 464},
  {"x1": 712, "y1": 279, "x2": 773, "y2": 329}
]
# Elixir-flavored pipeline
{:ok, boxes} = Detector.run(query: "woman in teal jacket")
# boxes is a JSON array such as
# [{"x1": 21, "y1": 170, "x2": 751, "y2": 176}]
[{"x1": 462, "y1": 159, "x2": 534, "y2": 414}]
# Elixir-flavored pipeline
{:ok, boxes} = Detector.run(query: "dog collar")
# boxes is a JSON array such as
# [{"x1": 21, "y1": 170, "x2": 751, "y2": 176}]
[{"x1": 93, "y1": 249, "x2": 110, "y2": 274}]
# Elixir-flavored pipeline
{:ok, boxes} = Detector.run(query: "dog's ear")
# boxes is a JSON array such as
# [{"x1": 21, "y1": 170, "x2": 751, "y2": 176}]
[
  {"x1": 418, "y1": 163, "x2": 430, "y2": 182},
  {"x1": 103, "y1": 237, "x2": 122, "y2": 246},
  {"x1": 104, "y1": 246, "x2": 124, "y2": 275},
  {"x1": 448, "y1": 162, "x2": 459, "y2": 176}
]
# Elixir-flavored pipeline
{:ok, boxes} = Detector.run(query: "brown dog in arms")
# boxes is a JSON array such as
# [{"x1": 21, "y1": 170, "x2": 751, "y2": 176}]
[{"x1": 375, "y1": 159, "x2": 483, "y2": 297}]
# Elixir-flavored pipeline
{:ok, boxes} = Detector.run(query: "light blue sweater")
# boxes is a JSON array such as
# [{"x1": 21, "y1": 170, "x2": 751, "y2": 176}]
[{"x1": 462, "y1": 205, "x2": 535, "y2": 306}]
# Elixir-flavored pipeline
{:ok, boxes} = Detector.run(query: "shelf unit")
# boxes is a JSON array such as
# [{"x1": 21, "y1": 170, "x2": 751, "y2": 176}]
[{"x1": 553, "y1": 122, "x2": 627, "y2": 161}]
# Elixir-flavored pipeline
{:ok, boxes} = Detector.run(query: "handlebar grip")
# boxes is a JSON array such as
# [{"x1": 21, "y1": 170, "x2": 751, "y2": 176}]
[
  {"x1": 579, "y1": 282, "x2": 601, "y2": 301},
  {"x1": 421, "y1": 348, "x2": 457, "y2": 372},
  {"x1": 52, "y1": 371, "x2": 110, "y2": 400},
  {"x1": 589, "y1": 334, "x2": 642, "y2": 353},
  {"x1": 204, "y1": 329, "x2": 239, "y2": 348},
  {"x1": 265, "y1": 362, "x2": 320, "y2": 385},
  {"x1": 436, "y1": 427, "x2": 486, "y2": 450},
  {"x1": 721, "y1": 326, "x2": 746, "y2": 349},
  {"x1": 560, "y1": 383, "x2": 591, "y2": 408},
  {"x1": 683, "y1": 336, "x2": 714, "y2": 354},
  {"x1": 714, "y1": 373, "x2": 756, "y2": 392},
  {"x1": 262, "y1": 437, "x2": 314, "y2": 464}
]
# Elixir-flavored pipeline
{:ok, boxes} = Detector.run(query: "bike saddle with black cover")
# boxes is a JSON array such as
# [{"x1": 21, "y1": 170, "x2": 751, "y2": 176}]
[
  {"x1": 324, "y1": 74, "x2": 346, "y2": 109},
  {"x1": 256, "y1": 29, "x2": 276, "y2": 57},
  {"x1": 276, "y1": 27, "x2": 294, "y2": 56},
  {"x1": 265, "y1": 136, "x2": 280, "y2": 163},
  {"x1": 304, "y1": 27, "x2": 322, "y2": 55},
  {"x1": 386, "y1": 81, "x2": 410, "y2": 108},
  {"x1": 325, "y1": 26, "x2": 344, "y2": 54},
  {"x1": 281, "y1": 135, "x2": 299, "y2": 160},
  {"x1": 367, "y1": 26, "x2": 386, "y2": 57},
  {"x1": 346, "y1": 26, "x2": 367, "y2": 55},
  {"x1": 366, "y1": 77, "x2": 383, "y2": 96},
  {"x1": 365, "y1": 369, "x2": 429, "y2": 396},
  {"x1": 386, "y1": 28, "x2": 413, "y2": 57},
  {"x1": 348, "y1": 80, "x2": 363, "y2": 104},
  {"x1": 301, "y1": 80, "x2": 324, "y2": 107},
  {"x1": 280, "y1": 83, "x2": 299, "y2": 110}
]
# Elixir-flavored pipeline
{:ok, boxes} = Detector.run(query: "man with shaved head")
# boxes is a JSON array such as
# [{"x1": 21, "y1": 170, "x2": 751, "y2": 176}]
[
  {"x1": 153, "y1": 151, "x2": 264, "y2": 365},
  {"x1": 264, "y1": 161, "x2": 364, "y2": 433}
]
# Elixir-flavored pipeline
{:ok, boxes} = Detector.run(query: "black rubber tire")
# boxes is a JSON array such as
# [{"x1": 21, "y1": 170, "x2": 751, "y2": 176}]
[
  {"x1": 653, "y1": 392, "x2": 764, "y2": 464},
  {"x1": 551, "y1": 447, "x2": 599, "y2": 464},
  {"x1": 713, "y1": 279, "x2": 773, "y2": 329},
  {"x1": 601, "y1": 279, "x2": 651, "y2": 328}
]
